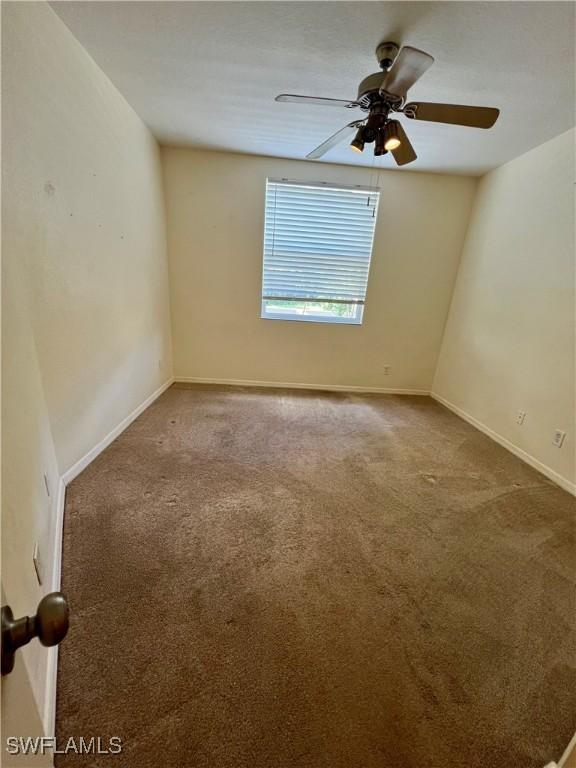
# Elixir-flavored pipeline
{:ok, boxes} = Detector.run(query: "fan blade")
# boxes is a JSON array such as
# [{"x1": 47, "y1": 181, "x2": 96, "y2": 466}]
[
  {"x1": 275, "y1": 94, "x2": 359, "y2": 109},
  {"x1": 391, "y1": 121, "x2": 417, "y2": 166},
  {"x1": 404, "y1": 102, "x2": 500, "y2": 128},
  {"x1": 380, "y1": 46, "x2": 434, "y2": 98},
  {"x1": 306, "y1": 121, "x2": 364, "y2": 160}
]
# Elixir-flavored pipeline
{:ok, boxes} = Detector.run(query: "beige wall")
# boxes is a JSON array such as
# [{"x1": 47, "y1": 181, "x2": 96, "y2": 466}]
[
  {"x1": 433, "y1": 129, "x2": 575, "y2": 491},
  {"x1": 1, "y1": 0, "x2": 172, "y2": 734},
  {"x1": 162, "y1": 147, "x2": 477, "y2": 391}
]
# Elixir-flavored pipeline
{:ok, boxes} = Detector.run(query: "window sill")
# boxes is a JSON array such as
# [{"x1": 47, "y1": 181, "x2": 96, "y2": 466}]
[{"x1": 261, "y1": 312, "x2": 363, "y2": 326}]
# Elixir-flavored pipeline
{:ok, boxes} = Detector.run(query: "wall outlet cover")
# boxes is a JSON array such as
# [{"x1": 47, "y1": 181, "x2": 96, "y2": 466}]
[
  {"x1": 553, "y1": 430, "x2": 566, "y2": 448},
  {"x1": 33, "y1": 541, "x2": 43, "y2": 586}
]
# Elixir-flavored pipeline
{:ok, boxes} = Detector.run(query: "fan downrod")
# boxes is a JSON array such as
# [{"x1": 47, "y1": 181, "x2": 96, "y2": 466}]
[{"x1": 375, "y1": 41, "x2": 399, "y2": 71}]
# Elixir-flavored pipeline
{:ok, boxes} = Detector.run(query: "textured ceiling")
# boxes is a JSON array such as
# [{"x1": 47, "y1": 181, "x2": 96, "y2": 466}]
[{"x1": 51, "y1": 1, "x2": 575, "y2": 175}]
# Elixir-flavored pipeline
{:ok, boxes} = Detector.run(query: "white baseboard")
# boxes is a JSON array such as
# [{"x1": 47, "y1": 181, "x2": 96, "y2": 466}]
[
  {"x1": 431, "y1": 393, "x2": 576, "y2": 496},
  {"x1": 559, "y1": 731, "x2": 576, "y2": 768},
  {"x1": 50, "y1": 478, "x2": 66, "y2": 595},
  {"x1": 44, "y1": 378, "x2": 174, "y2": 742},
  {"x1": 43, "y1": 648, "x2": 59, "y2": 747},
  {"x1": 174, "y1": 376, "x2": 429, "y2": 396},
  {"x1": 43, "y1": 477, "x2": 67, "y2": 739},
  {"x1": 61, "y1": 378, "x2": 174, "y2": 486}
]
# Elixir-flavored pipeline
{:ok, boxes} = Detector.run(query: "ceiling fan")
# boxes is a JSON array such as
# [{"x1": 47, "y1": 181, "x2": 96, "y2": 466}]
[{"x1": 275, "y1": 41, "x2": 500, "y2": 166}]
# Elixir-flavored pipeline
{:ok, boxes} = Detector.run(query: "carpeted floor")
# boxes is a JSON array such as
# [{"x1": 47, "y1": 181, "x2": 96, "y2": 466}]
[{"x1": 56, "y1": 384, "x2": 575, "y2": 768}]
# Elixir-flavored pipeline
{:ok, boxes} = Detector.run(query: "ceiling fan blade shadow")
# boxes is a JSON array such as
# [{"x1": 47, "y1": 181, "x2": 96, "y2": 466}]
[
  {"x1": 275, "y1": 94, "x2": 359, "y2": 108},
  {"x1": 306, "y1": 121, "x2": 364, "y2": 159},
  {"x1": 380, "y1": 46, "x2": 434, "y2": 98},
  {"x1": 391, "y1": 121, "x2": 417, "y2": 166},
  {"x1": 404, "y1": 102, "x2": 500, "y2": 128}
]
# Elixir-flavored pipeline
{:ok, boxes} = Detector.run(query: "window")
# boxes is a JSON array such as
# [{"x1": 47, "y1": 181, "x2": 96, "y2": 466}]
[{"x1": 261, "y1": 179, "x2": 380, "y2": 324}]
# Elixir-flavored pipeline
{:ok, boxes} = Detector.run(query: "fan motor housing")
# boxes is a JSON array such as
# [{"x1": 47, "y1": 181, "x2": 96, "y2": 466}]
[
  {"x1": 357, "y1": 73, "x2": 402, "y2": 110},
  {"x1": 357, "y1": 42, "x2": 402, "y2": 109},
  {"x1": 357, "y1": 72, "x2": 383, "y2": 102}
]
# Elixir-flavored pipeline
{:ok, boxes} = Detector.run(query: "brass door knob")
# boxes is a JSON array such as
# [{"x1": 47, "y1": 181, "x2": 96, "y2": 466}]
[{"x1": 1, "y1": 592, "x2": 69, "y2": 675}]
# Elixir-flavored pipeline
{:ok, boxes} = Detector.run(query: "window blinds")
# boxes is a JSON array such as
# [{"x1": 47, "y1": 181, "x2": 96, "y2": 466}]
[{"x1": 262, "y1": 179, "x2": 380, "y2": 306}]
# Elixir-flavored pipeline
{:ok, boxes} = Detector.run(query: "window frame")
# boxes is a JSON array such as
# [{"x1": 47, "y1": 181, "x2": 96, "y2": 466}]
[{"x1": 260, "y1": 179, "x2": 380, "y2": 326}]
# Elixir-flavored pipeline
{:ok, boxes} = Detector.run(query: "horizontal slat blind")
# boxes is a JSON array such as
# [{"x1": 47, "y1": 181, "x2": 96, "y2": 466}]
[{"x1": 262, "y1": 180, "x2": 380, "y2": 304}]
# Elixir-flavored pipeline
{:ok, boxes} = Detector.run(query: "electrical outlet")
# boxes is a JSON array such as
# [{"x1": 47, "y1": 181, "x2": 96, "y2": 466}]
[
  {"x1": 383, "y1": 366, "x2": 391, "y2": 376},
  {"x1": 32, "y1": 542, "x2": 43, "y2": 586},
  {"x1": 552, "y1": 430, "x2": 566, "y2": 448},
  {"x1": 516, "y1": 411, "x2": 526, "y2": 425}
]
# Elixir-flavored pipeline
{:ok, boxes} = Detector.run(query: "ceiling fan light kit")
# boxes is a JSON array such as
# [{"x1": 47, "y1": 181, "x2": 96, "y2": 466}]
[
  {"x1": 275, "y1": 40, "x2": 500, "y2": 167},
  {"x1": 383, "y1": 121, "x2": 401, "y2": 151},
  {"x1": 350, "y1": 126, "x2": 365, "y2": 153},
  {"x1": 374, "y1": 127, "x2": 387, "y2": 157}
]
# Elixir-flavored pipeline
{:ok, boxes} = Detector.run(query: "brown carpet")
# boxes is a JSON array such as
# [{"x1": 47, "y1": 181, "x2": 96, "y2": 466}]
[{"x1": 56, "y1": 384, "x2": 576, "y2": 768}]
